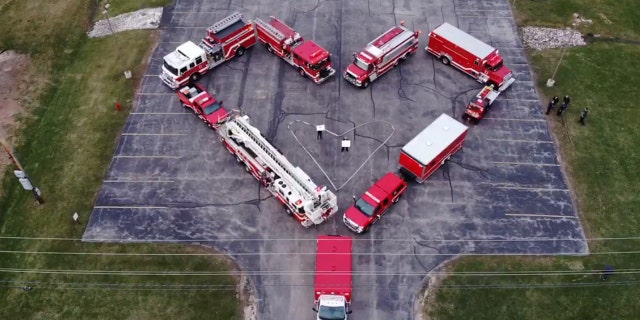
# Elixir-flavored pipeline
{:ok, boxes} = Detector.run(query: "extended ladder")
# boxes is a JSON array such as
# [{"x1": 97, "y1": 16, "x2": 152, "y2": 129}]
[
  {"x1": 227, "y1": 116, "x2": 317, "y2": 198},
  {"x1": 208, "y1": 12, "x2": 243, "y2": 35},
  {"x1": 254, "y1": 18, "x2": 285, "y2": 42}
]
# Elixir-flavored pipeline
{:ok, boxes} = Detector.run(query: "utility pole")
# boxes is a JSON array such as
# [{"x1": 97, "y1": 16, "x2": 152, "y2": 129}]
[{"x1": 0, "y1": 133, "x2": 44, "y2": 204}]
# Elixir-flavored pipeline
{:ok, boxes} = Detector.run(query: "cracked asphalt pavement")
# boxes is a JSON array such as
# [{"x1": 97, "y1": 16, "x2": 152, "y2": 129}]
[{"x1": 83, "y1": 0, "x2": 588, "y2": 319}]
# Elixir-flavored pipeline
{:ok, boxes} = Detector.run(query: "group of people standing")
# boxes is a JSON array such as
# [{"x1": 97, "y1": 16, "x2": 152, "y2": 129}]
[{"x1": 545, "y1": 95, "x2": 589, "y2": 125}]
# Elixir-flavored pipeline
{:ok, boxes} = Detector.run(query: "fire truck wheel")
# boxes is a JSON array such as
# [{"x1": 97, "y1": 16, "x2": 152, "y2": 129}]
[
  {"x1": 401, "y1": 53, "x2": 409, "y2": 61},
  {"x1": 236, "y1": 47, "x2": 246, "y2": 57},
  {"x1": 362, "y1": 80, "x2": 370, "y2": 88},
  {"x1": 266, "y1": 45, "x2": 273, "y2": 53},
  {"x1": 441, "y1": 56, "x2": 450, "y2": 65},
  {"x1": 235, "y1": 155, "x2": 242, "y2": 163},
  {"x1": 182, "y1": 103, "x2": 189, "y2": 109},
  {"x1": 190, "y1": 73, "x2": 200, "y2": 83},
  {"x1": 286, "y1": 208, "x2": 293, "y2": 216},
  {"x1": 298, "y1": 68, "x2": 306, "y2": 77},
  {"x1": 245, "y1": 165, "x2": 251, "y2": 172}
]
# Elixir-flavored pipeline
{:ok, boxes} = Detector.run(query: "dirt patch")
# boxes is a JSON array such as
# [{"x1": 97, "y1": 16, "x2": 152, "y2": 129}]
[
  {"x1": 414, "y1": 259, "x2": 456, "y2": 320},
  {"x1": 0, "y1": 50, "x2": 38, "y2": 192}
]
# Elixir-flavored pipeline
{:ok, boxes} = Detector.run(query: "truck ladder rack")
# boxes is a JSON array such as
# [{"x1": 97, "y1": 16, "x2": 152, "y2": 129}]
[
  {"x1": 229, "y1": 116, "x2": 316, "y2": 197},
  {"x1": 254, "y1": 18, "x2": 286, "y2": 42},
  {"x1": 208, "y1": 12, "x2": 243, "y2": 34}
]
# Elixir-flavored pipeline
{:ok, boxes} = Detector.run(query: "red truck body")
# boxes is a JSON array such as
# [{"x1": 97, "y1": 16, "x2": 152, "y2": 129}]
[
  {"x1": 342, "y1": 172, "x2": 407, "y2": 234},
  {"x1": 314, "y1": 235, "x2": 352, "y2": 319},
  {"x1": 344, "y1": 22, "x2": 420, "y2": 88},
  {"x1": 399, "y1": 114, "x2": 469, "y2": 183},
  {"x1": 255, "y1": 16, "x2": 335, "y2": 84},
  {"x1": 160, "y1": 12, "x2": 256, "y2": 89},
  {"x1": 177, "y1": 84, "x2": 229, "y2": 129},
  {"x1": 426, "y1": 22, "x2": 515, "y2": 91}
]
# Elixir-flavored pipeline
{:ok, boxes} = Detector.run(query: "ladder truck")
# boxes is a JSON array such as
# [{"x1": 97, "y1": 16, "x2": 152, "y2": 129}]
[
  {"x1": 160, "y1": 12, "x2": 256, "y2": 89},
  {"x1": 344, "y1": 21, "x2": 420, "y2": 88},
  {"x1": 216, "y1": 113, "x2": 339, "y2": 227},
  {"x1": 254, "y1": 16, "x2": 335, "y2": 84}
]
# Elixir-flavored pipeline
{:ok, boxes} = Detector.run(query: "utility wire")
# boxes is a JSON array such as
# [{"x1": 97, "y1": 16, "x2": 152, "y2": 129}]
[{"x1": 3, "y1": 235, "x2": 639, "y2": 242}]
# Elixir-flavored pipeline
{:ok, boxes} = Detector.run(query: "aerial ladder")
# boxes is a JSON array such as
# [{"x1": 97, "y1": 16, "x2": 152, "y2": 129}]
[{"x1": 216, "y1": 113, "x2": 338, "y2": 227}]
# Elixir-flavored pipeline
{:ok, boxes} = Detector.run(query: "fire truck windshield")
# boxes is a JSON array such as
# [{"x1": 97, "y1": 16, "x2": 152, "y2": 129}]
[
  {"x1": 355, "y1": 198, "x2": 375, "y2": 217},
  {"x1": 163, "y1": 59, "x2": 179, "y2": 76},
  {"x1": 318, "y1": 305, "x2": 346, "y2": 320},
  {"x1": 203, "y1": 102, "x2": 222, "y2": 115},
  {"x1": 487, "y1": 60, "x2": 503, "y2": 72},
  {"x1": 309, "y1": 57, "x2": 330, "y2": 70},
  {"x1": 354, "y1": 57, "x2": 370, "y2": 71}
]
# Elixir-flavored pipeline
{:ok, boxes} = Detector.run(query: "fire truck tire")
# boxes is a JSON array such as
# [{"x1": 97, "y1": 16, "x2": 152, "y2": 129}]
[
  {"x1": 236, "y1": 47, "x2": 246, "y2": 57},
  {"x1": 286, "y1": 208, "x2": 293, "y2": 216},
  {"x1": 182, "y1": 103, "x2": 189, "y2": 109},
  {"x1": 266, "y1": 45, "x2": 273, "y2": 53},
  {"x1": 298, "y1": 68, "x2": 306, "y2": 77},
  {"x1": 190, "y1": 73, "x2": 200, "y2": 82},
  {"x1": 235, "y1": 155, "x2": 242, "y2": 163},
  {"x1": 362, "y1": 80, "x2": 370, "y2": 88},
  {"x1": 401, "y1": 53, "x2": 409, "y2": 61},
  {"x1": 441, "y1": 56, "x2": 450, "y2": 65},
  {"x1": 245, "y1": 164, "x2": 251, "y2": 172}
]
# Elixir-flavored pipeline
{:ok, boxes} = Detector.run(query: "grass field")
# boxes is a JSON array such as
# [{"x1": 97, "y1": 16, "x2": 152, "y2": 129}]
[
  {"x1": 0, "y1": 1, "x2": 240, "y2": 319},
  {"x1": 428, "y1": 1, "x2": 640, "y2": 319}
]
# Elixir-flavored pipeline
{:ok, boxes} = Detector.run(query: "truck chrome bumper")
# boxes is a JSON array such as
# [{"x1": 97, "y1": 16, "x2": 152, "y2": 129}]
[
  {"x1": 343, "y1": 73, "x2": 362, "y2": 87},
  {"x1": 498, "y1": 77, "x2": 516, "y2": 92},
  {"x1": 314, "y1": 68, "x2": 336, "y2": 84},
  {"x1": 159, "y1": 74, "x2": 179, "y2": 90}
]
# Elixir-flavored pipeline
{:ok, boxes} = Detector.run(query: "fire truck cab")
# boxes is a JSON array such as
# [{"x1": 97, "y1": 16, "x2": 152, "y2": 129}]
[
  {"x1": 255, "y1": 16, "x2": 335, "y2": 84},
  {"x1": 344, "y1": 22, "x2": 420, "y2": 88},
  {"x1": 160, "y1": 12, "x2": 256, "y2": 89},
  {"x1": 426, "y1": 22, "x2": 516, "y2": 91},
  {"x1": 463, "y1": 85, "x2": 501, "y2": 123},
  {"x1": 342, "y1": 172, "x2": 407, "y2": 234}
]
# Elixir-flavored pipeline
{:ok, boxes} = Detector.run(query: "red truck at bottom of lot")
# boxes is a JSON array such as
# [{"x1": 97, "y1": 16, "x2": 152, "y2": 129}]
[
  {"x1": 177, "y1": 84, "x2": 229, "y2": 129},
  {"x1": 313, "y1": 235, "x2": 353, "y2": 320},
  {"x1": 342, "y1": 172, "x2": 407, "y2": 234}
]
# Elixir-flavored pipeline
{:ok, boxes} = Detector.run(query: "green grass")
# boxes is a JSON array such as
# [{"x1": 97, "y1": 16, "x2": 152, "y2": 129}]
[
  {"x1": 427, "y1": 1, "x2": 640, "y2": 320},
  {"x1": 0, "y1": 1, "x2": 240, "y2": 319}
]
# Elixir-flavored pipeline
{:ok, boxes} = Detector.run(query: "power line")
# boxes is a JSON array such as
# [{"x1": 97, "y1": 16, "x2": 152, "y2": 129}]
[
  {"x1": 0, "y1": 267, "x2": 634, "y2": 277},
  {"x1": 3, "y1": 235, "x2": 639, "y2": 242}
]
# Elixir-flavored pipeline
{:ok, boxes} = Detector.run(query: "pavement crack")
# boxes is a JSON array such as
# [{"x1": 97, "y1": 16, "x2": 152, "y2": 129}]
[{"x1": 442, "y1": 161, "x2": 454, "y2": 202}]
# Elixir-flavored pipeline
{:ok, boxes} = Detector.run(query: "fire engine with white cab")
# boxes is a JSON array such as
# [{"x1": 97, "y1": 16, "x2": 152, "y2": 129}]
[
  {"x1": 344, "y1": 21, "x2": 420, "y2": 88},
  {"x1": 215, "y1": 113, "x2": 338, "y2": 227},
  {"x1": 160, "y1": 12, "x2": 256, "y2": 89},
  {"x1": 426, "y1": 22, "x2": 516, "y2": 91},
  {"x1": 254, "y1": 16, "x2": 335, "y2": 84}
]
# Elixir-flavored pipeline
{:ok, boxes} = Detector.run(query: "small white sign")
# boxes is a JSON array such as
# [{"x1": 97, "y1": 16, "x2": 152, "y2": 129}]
[
  {"x1": 316, "y1": 125, "x2": 325, "y2": 131},
  {"x1": 73, "y1": 212, "x2": 79, "y2": 221},
  {"x1": 14, "y1": 170, "x2": 26, "y2": 179},
  {"x1": 18, "y1": 178, "x2": 33, "y2": 191},
  {"x1": 341, "y1": 139, "x2": 351, "y2": 148}
]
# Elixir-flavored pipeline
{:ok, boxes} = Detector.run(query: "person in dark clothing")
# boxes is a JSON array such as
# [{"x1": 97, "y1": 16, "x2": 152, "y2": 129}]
[
  {"x1": 546, "y1": 96, "x2": 559, "y2": 115},
  {"x1": 601, "y1": 265, "x2": 614, "y2": 280},
  {"x1": 563, "y1": 95, "x2": 571, "y2": 106},
  {"x1": 579, "y1": 108, "x2": 589, "y2": 125}
]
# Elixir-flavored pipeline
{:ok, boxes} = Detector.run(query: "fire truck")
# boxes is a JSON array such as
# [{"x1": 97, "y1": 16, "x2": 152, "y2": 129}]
[
  {"x1": 426, "y1": 22, "x2": 516, "y2": 91},
  {"x1": 254, "y1": 16, "x2": 335, "y2": 84},
  {"x1": 344, "y1": 22, "x2": 421, "y2": 88},
  {"x1": 313, "y1": 235, "x2": 353, "y2": 320},
  {"x1": 216, "y1": 113, "x2": 338, "y2": 227},
  {"x1": 462, "y1": 85, "x2": 502, "y2": 123},
  {"x1": 160, "y1": 12, "x2": 256, "y2": 89},
  {"x1": 399, "y1": 114, "x2": 469, "y2": 183},
  {"x1": 177, "y1": 84, "x2": 229, "y2": 129},
  {"x1": 343, "y1": 172, "x2": 407, "y2": 234}
]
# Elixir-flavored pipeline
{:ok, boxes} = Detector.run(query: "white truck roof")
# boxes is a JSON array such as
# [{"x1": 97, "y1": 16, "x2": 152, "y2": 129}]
[
  {"x1": 176, "y1": 41, "x2": 205, "y2": 59},
  {"x1": 364, "y1": 26, "x2": 415, "y2": 59},
  {"x1": 432, "y1": 23, "x2": 495, "y2": 59},
  {"x1": 402, "y1": 113, "x2": 468, "y2": 165}
]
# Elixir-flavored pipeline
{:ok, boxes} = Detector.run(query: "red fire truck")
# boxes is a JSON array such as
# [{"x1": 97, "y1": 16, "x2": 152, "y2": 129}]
[
  {"x1": 342, "y1": 172, "x2": 407, "y2": 234},
  {"x1": 160, "y1": 12, "x2": 256, "y2": 89},
  {"x1": 254, "y1": 16, "x2": 335, "y2": 84},
  {"x1": 344, "y1": 22, "x2": 420, "y2": 88},
  {"x1": 177, "y1": 84, "x2": 229, "y2": 129},
  {"x1": 216, "y1": 113, "x2": 338, "y2": 227},
  {"x1": 426, "y1": 22, "x2": 516, "y2": 91},
  {"x1": 462, "y1": 85, "x2": 502, "y2": 123},
  {"x1": 313, "y1": 235, "x2": 353, "y2": 320},
  {"x1": 399, "y1": 114, "x2": 469, "y2": 183}
]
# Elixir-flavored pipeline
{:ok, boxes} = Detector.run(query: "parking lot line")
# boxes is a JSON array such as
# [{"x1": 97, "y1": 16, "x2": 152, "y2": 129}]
[
  {"x1": 103, "y1": 180, "x2": 174, "y2": 183},
  {"x1": 121, "y1": 133, "x2": 188, "y2": 136},
  {"x1": 130, "y1": 112, "x2": 188, "y2": 115},
  {"x1": 485, "y1": 138, "x2": 554, "y2": 144},
  {"x1": 113, "y1": 155, "x2": 181, "y2": 159},
  {"x1": 492, "y1": 186, "x2": 570, "y2": 192},
  {"x1": 492, "y1": 161, "x2": 559, "y2": 167},
  {"x1": 483, "y1": 118, "x2": 546, "y2": 122},
  {"x1": 93, "y1": 206, "x2": 169, "y2": 209},
  {"x1": 506, "y1": 213, "x2": 577, "y2": 219}
]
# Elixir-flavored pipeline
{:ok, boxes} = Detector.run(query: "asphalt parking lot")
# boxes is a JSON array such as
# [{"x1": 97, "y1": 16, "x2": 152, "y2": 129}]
[{"x1": 83, "y1": 0, "x2": 589, "y2": 319}]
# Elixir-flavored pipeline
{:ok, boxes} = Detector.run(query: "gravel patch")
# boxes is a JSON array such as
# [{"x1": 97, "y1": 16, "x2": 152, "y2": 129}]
[
  {"x1": 521, "y1": 26, "x2": 587, "y2": 51},
  {"x1": 88, "y1": 8, "x2": 163, "y2": 38}
]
